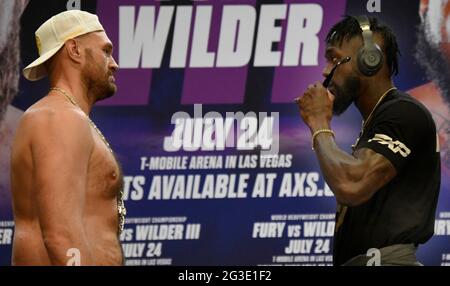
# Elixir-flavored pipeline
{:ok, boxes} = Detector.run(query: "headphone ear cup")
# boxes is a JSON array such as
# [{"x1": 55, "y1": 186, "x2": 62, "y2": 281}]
[{"x1": 357, "y1": 45, "x2": 384, "y2": 76}]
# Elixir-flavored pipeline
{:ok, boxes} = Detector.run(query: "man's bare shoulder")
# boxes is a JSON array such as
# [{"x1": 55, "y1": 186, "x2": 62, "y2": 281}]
[
  {"x1": 21, "y1": 96, "x2": 87, "y2": 126},
  {"x1": 17, "y1": 95, "x2": 93, "y2": 144}
]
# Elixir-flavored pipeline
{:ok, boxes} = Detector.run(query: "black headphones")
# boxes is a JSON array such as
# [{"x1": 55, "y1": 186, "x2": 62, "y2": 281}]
[{"x1": 356, "y1": 15, "x2": 383, "y2": 76}]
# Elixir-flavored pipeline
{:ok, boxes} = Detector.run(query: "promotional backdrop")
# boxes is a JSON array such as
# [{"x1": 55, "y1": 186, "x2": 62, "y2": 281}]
[{"x1": 0, "y1": 0, "x2": 449, "y2": 266}]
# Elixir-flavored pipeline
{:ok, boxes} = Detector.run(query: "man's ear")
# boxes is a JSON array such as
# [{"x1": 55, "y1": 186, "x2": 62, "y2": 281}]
[{"x1": 65, "y1": 39, "x2": 83, "y2": 64}]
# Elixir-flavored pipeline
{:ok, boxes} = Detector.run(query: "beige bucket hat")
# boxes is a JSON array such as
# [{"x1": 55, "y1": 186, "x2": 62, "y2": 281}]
[{"x1": 23, "y1": 10, "x2": 104, "y2": 81}]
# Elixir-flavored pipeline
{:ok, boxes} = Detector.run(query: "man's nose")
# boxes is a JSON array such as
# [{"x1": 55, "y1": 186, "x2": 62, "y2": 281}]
[
  {"x1": 110, "y1": 57, "x2": 119, "y2": 72},
  {"x1": 322, "y1": 64, "x2": 333, "y2": 78}
]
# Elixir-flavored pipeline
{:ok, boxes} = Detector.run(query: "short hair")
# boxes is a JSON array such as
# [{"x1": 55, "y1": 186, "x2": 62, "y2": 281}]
[{"x1": 326, "y1": 15, "x2": 400, "y2": 77}]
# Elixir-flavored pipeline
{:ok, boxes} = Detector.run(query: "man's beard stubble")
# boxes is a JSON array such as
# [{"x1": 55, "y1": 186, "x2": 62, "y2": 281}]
[
  {"x1": 415, "y1": 24, "x2": 450, "y2": 106},
  {"x1": 330, "y1": 73, "x2": 361, "y2": 116},
  {"x1": 81, "y1": 49, "x2": 116, "y2": 103},
  {"x1": 0, "y1": 3, "x2": 20, "y2": 123},
  {"x1": 415, "y1": 23, "x2": 450, "y2": 167}
]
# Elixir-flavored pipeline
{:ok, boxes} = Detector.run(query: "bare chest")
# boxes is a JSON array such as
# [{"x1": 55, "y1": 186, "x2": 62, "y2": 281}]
[{"x1": 86, "y1": 133, "x2": 123, "y2": 199}]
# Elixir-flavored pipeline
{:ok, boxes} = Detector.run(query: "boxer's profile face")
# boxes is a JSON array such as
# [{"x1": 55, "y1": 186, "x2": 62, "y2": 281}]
[
  {"x1": 323, "y1": 36, "x2": 363, "y2": 115},
  {"x1": 80, "y1": 31, "x2": 119, "y2": 102}
]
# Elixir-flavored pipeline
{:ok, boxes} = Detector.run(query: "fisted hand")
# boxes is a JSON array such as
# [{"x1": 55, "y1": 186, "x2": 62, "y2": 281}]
[{"x1": 294, "y1": 81, "x2": 334, "y2": 132}]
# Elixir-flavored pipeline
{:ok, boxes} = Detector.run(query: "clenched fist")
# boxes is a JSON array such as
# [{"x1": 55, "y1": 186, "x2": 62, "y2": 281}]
[{"x1": 295, "y1": 81, "x2": 334, "y2": 132}]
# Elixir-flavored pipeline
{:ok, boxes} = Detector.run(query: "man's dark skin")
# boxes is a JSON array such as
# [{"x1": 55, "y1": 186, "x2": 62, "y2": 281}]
[{"x1": 296, "y1": 34, "x2": 397, "y2": 207}]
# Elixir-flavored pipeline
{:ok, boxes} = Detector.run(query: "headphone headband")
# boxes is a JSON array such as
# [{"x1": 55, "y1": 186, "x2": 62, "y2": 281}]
[
  {"x1": 354, "y1": 15, "x2": 383, "y2": 76},
  {"x1": 356, "y1": 16, "x2": 376, "y2": 49}
]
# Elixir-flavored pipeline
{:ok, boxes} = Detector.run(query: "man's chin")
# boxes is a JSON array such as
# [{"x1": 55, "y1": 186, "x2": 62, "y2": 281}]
[
  {"x1": 109, "y1": 83, "x2": 117, "y2": 95},
  {"x1": 332, "y1": 101, "x2": 353, "y2": 116},
  {"x1": 104, "y1": 88, "x2": 116, "y2": 100},
  {"x1": 332, "y1": 109, "x2": 345, "y2": 116},
  {"x1": 95, "y1": 85, "x2": 117, "y2": 102}
]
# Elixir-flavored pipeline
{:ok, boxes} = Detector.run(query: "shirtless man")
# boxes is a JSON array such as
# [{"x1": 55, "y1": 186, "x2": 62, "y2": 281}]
[{"x1": 10, "y1": 10, "x2": 124, "y2": 265}]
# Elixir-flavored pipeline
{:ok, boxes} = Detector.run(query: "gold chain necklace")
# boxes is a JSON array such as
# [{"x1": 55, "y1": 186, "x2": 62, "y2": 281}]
[
  {"x1": 351, "y1": 87, "x2": 397, "y2": 151},
  {"x1": 50, "y1": 87, "x2": 127, "y2": 234}
]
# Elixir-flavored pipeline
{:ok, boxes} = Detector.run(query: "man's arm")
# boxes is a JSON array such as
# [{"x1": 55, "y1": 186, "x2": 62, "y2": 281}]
[
  {"x1": 296, "y1": 82, "x2": 397, "y2": 207},
  {"x1": 28, "y1": 108, "x2": 94, "y2": 265},
  {"x1": 313, "y1": 134, "x2": 396, "y2": 206}
]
